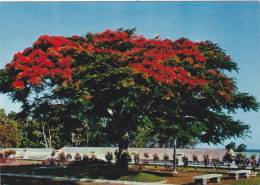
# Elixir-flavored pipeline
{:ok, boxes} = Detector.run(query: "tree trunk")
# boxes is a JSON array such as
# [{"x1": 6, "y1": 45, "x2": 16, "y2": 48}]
[
  {"x1": 173, "y1": 138, "x2": 178, "y2": 174},
  {"x1": 117, "y1": 137, "x2": 129, "y2": 171},
  {"x1": 42, "y1": 124, "x2": 48, "y2": 148},
  {"x1": 48, "y1": 128, "x2": 52, "y2": 148}
]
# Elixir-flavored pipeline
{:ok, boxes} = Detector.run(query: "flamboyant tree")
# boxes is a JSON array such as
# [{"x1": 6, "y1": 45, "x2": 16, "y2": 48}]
[{"x1": 0, "y1": 29, "x2": 258, "y2": 168}]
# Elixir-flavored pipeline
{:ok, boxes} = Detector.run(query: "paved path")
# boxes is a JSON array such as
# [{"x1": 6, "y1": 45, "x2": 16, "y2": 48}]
[{"x1": 1, "y1": 173, "x2": 171, "y2": 185}]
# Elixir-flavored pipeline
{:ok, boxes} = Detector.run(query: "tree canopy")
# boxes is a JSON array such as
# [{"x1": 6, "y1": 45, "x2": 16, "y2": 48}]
[{"x1": 0, "y1": 29, "x2": 258, "y2": 151}]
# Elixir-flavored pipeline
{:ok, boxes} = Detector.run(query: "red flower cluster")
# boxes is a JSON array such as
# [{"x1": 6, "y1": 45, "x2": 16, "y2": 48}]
[
  {"x1": 7, "y1": 30, "x2": 209, "y2": 90},
  {"x1": 7, "y1": 36, "x2": 75, "y2": 89},
  {"x1": 84, "y1": 30, "x2": 208, "y2": 87}
]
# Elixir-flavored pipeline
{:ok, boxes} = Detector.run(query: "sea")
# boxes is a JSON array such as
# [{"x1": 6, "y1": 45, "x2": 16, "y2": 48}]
[{"x1": 245, "y1": 149, "x2": 260, "y2": 157}]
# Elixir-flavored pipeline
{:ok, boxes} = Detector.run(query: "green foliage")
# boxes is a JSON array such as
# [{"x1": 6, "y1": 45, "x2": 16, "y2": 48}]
[
  {"x1": 0, "y1": 29, "x2": 259, "y2": 154},
  {"x1": 225, "y1": 142, "x2": 247, "y2": 152},
  {"x1": 0, "y1": 108, "x2": 20, "y2": 148}
]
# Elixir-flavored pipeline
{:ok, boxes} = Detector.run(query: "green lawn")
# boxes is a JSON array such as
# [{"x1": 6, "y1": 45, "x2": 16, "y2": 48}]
[
  {"x1": 2, "y1": 164, "x2": 164, "y2": 182},
  {"x1": 228, "y1": 176, "x2": 260, "y2": 185},
  {"x1": 2, "y1": 164, "x2": 260, "y2": 185}
]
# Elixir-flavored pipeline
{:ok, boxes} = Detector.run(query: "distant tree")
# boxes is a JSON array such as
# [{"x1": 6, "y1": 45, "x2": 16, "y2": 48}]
[
  {"x1": 225, "y1": 142, "x2": 236, "y2": 151},
  {"x1": 0, "y1": 108, "x2": 20, "y2": 148},
  {"x1": 236, "y1": 144, "x2": 247, "y2": 153},
  {"x1": 225, "y1": 142, "x2": 247, "y2": 152}
]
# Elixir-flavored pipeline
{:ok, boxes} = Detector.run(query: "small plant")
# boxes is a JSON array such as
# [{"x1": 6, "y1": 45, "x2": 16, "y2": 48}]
[
  {"x1": 251, "y1": 155, "x2": 257, "y2": 175},
  {"x1": 134, "y1": 153, "x2": 140, "y2": 164},
  {"x1": 10, "y1": 150, "x2": 16, "y2": 155},
  {"x1": 83, "y1": 154, "x2": 89, "y2": 162},
  {"x1": 114, "y1": 149, "x2": 120, "y2": 162},
  {"x1": 4, "y1": 150, "x2": 11, "y2": 157},
  {"x1": 74, "y1": 153, "x2": 81, "y2": 162},
  {"x1": 51, "y1": 151, "x2": 55, "y2": 157},
  {"x1": 212, "y1": 158, "x2": 220, "y2": 170},
  {"x1": 192, "y1": 154, "x2": 198, "y2": 163},
  {"x1": 153, "y1": 153, "x2": 159, "y2": 161},
  {"x1": 163, "y1": 153, "x2": 169, "y2": 161},
  {"x1": 182, "y1": 155, "x2": 189, "y2": 167},
  {"x1": 203, "y1": 155, "x2": 210, "y2": 168},
  {"x1": 66, "y1": 153, "x2": 72, "y2": 160},
  {"x1": 144, "y1": 152, "x2": 149, "y2": 159},
  {"x1": 105, "y1": 152, "x2": 113, "y2": 163},
  {"x1": 90, "y1": 154, "x2": 97, "y2": 161},
  {"x1": 234, "y1": 153, "x2": 248, "y2": 168},
  {"x1": 58, "y1": 152, "x2": 66, "y2": 162},
  {"x1": 223, "y1": 151, "x2": 233, "y2": 168}
]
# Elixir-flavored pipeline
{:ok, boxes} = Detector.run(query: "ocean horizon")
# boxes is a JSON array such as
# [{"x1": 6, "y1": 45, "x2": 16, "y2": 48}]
[{"x1": 245, "y1": 149, "x2": 260, "y2": 157}]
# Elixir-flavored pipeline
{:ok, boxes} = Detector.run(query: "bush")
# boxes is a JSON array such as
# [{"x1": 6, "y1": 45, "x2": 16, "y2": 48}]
[
  {"x1": 251, "y1": 155, "x2": 257, "y2": 170},
  {"x1": 182, "y1": 155, "x2": 189, "y2": 167},
  {"x1": 163, "y1": 153, "x2": 169, "y2": 161},
  {"x1": 114, "y1": 149, "x2": 120, "y2": 161},
  {"x1": 10, "y1": 150, "x2": 16, "y2": 155},
  {"x1": 192, "y1": 154, "x2": 198, "y2": 163},
  {"x1": 235, "y1": 153, "x2": 249, "y2": 168},
  {"x1": 114, "y1": 149, "x2": 131, "y2": 169},
  {"x1": 153, "y1": 153, "x2": 159, "y2": 161},
  {"x1": 51, "y1": 151, "x2": 55, "y2": 157},
  {"x1": 105, "y1": 152, "x2": 113, "y2": 163},
  {"x1": 83, "y1": 154, "x2": 89, "y2": 162},
  {"x1": 4, "y1": 150, "x2": 11, "y2": 157},
  {"x1": 203, "y1": 155, "x2": 209, "y2": 167},
  {"x1": 66, "y1": 153, "x2": 72, "y2": 160},
  {"x1": 74, "y1": 153, "x2": 81, "y2": 161},
  {"x1": 58, "y1": 152, "x2": 66, "y2": 162},
  {"x1": 144, "y1": 152, "x2": 149, "y2": 159},
  {"x1": 90, "y1": 154, "x2": 97, "y2": 162},
  {"x1": 223, "y1": 151, "x2": 233, "y2": 167},
  {"x1": 134, "y1": 153, "x2": 139, "y2": 164}
]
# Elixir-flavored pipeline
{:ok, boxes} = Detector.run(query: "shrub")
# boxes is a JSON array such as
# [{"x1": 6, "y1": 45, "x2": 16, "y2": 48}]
[
  {"x1": 58, "y1": 152, "x2": 66, "y2": 162},
  {"x1": 163, "y1": 153, "x2": 169, "y2": 161},
  {"x1": 66, "y1": 153, "x2": 72, "y2": 160},
  {"x1": 90, "y1": 154, "x2": 97, "y2": 162},
  {"x1": 83, "y1": 154, "x2": 89, "y2": 162},
  {"x1": 251, "y1": 155, "x2": 257, "y2": 170},
  {"x1": 114, "y1": 149, "x2": 120, "y2": 162},
  {"x1": 235, "y1": 153, "x2": 249, "y2": 168},
  {"x1": 74, "y1": 153, "x2": 81, "y2": 161},
  {"x1": 51, "y1": 151, "x2": 55, "y2": 157},
  {"x1": 153, "y1": 153, "x2": 159, "y2": 161},
  {"x1": 134, "y1": 153, "x2": 139, "y2": 164},
  {"x1": 105, "y1": 152, "x2": 113, "y2": 163},
  {"x1": 223, "y1": 151, "x2": 233, "y2": 168},
  {"x1": 144, "y1": 152, "x2": 149, "y2": 159},
  {"x1": 10, "y1": 150, "x2": 16, "y2": 155},
  {"x1": 4, "y1": 150, "x2": 12, "y2": 157},
  {"x1": 203, "y1": 155, "x2": 209, "y2": 167},
  {"x1": 192, "y1": 154, "x2": 198, "y2": 163},
  {"x1": 182, "y1": 155, "x2": 189, "y2": 167}
]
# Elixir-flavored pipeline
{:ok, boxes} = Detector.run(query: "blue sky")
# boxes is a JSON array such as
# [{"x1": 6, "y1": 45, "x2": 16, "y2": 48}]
[{"x1": 0, "y1": 2, "x2": 259, "y2": 149}]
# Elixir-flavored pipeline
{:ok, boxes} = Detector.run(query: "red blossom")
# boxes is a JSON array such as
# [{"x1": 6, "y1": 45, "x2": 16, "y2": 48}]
[
  {"x1": 7, "y1": 30, "x2": 211, "y2": 89},
  {"x1": 11, "y1": 80, "x2": 25, "y2": 89}
]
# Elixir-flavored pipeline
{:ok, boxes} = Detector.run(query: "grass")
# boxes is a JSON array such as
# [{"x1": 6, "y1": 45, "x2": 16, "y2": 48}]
[
  {"x1": 227, "y1": 176, "x2": 260, "y2": 185},
  {"x1": 1, "y1": 176, "x2": 103, "y2": 185},
  {"x1": 2, "y1": 164, "x2": 260, "y2": 184},
  {"x1": 1, "y1": 164, "x2": 164, "y2": 182}
]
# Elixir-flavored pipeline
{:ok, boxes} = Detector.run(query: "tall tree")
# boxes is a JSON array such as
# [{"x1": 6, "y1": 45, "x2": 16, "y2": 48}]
[{"x1": 0, "y1": 29, "x2": 258, "y2": 169}]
